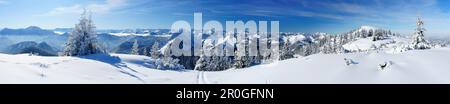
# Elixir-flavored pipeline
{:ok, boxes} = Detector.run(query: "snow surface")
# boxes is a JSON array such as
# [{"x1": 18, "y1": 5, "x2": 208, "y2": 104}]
[
  {"x1": 206, "y1": 48, "x2": 450, "y2": 84},
  {"x1": 1, "y1": 47, "x2": 450, "y2": 84},
  {"x1": 0, "y1": 54, "x2": 194, "y2": 84}
]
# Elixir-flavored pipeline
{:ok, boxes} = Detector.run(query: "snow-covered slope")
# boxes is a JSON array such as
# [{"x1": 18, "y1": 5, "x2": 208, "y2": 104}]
[
  {"x1": 342, "y1": 36, "x2": 409, "y2": 52},
  {"x1": 0, "y1": 54, "x2": 194, "y2": 84},
  {"x1": 205, "y1": 47, "x2": 450, "y2": 84},
  {"x1": 1, "y1": 47, "x2": 450, "y2": 84}
]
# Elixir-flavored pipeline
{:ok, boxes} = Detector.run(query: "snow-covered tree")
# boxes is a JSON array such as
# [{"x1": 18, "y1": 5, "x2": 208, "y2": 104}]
[
  {"x1": 194, "y1": 49, "x2": 209, "y2": 71},
  {"x1": 143, "y1": 47, "x2": 148, "y2": 56},
  {"x1": 234, "y1": 51, "x2": 252, "y2": 69},
  {"x1": 360, "y1": 29, "x2": 367, "y2": 38},
  {"x1": 62, "y1": 10, "x2": 104, "y2": 56},
  {"x1": 233, "y1": 34, "x2": 253, "y2": 69},
  {"x1": 410, "y1": 17, "x2": 430, "y2": 50},
  {"x1": 218, "y1": 56, "x2": 233, "y2": 70},
  {"x1": 150, "y1": 42, "x2": 160, "y2": 59},
  {"x1": 368, "y1": 30, "x2": 374, "y2": 37},
  {"x1": 233, "y1": 55, "x2": 245, "y2": 69},
  {"x1": 300, "y1": 43, "x2": 314, "y2": 56},
  {"x1": 194, "y1": 42, "x2": 232, "y2": 71},
  {"x1": 151, "y1": 42, "x2": 185, "y2": 70},
  {"x1": 372, "y1": 30, "x2": 384, "y2": 41},
  {"x1": 130, "y1": 40, "x2": 139, "y2": 55},
  {"x1": 154, "y1": 56, "x2": 184, "y2": 70},
  {"x1": 280, "y1": 39, "x2": 294, "y2": 60}
]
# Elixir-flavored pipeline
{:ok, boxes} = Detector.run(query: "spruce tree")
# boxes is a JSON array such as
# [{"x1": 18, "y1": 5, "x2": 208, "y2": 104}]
[
  {"x1": 62, "y1": 9, "x2": 103, "y2": 56},
  {"x1": 130, "y1": 39, "x2": 139, "y2": 55},
  {"x1": 143, "y1": 47, "x2": 148, "y2": 56},
  {"x1": 280, "y1": 39, "x2": 294, "y2": 60},
  {"x1": 410, "y1": 17, "x2": 430, "y2": 49},
  {"x1": 151, "y1": 42, "x2": 161, "y2": 59}
]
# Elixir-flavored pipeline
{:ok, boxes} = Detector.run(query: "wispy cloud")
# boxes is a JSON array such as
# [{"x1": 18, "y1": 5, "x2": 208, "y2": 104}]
[
  {"x1": 87, "y1": 0, "x2": 127, "y2": 13},
  {"x1": 42, "y1": 4, "x2": 83, "y2": 16},
  {"x1": 295, "y1": 11, "x2": 345, "y2": 20},
  {"x1": 40, "y1": 0, "x2": 128, "y2": 16}
]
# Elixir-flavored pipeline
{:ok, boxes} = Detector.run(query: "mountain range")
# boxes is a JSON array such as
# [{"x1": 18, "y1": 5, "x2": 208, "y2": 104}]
[
  {"x1": 4, "y1": 41, "x2": 58, "y2": 56},
  {"x1": 0, "y1": 26, "x2": 173, "y2": 55}
]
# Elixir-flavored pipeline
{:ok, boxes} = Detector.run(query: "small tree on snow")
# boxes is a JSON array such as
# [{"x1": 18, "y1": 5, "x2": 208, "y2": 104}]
[
  {"x1": 410, "y1": 17, "x2": 430, "y2": 50},
  {"x1": 194, "y1": 49, "x2": 209, "y2": 71},
  {"x1": 150, "y1": 42, "x2": 160, "y2": 59},
  {"x1": 143, "y1": 47, "x2": 148, "y2": 56},
  {"x1": 62, "y1": 10, "x2": 103, "y2": 56},
  {"x1": 130, "y1": 40, "x2": 139, "y2": 55},
  {"x1": 372, "y1": 30, "x2": 384, "y2": 41},
  {"x1": 280, "y1": 38, "x2": 294, "y2": 60},
  {"x1": 153, "y1": 43, "x2": 184, "y2": 70},
  {"x1": 233, "y1": 38, "x2": 252, "y2": 69}
]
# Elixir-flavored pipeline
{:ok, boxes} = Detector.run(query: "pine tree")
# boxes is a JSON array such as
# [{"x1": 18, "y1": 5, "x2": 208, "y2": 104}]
[
  {"x1": 130, "y1": 39, "x2": 139, "y2": 55},
  {"x1": 143, "y1": 47, "x2": 148, "y2": 56},
  {"x1": 372, "y1": 30, "x2": 384, "y2": 41},
  {"x1": 194, "y1": 42, "x2": 232, "y2": 71},
  {"x1": 209, "y1": 48, "x2": 220, "y2": 71},
  {"x1": 359, "y1": 30, "x2": 366, "y2": 38},
  {"x1": 410, "y1": 17, "x2": 430, "y2": 50},
  {"x1": 280, "y1": 39, "x2": 294, "y2": 60},
  {"x1": 154, "y1": 42, "x2": 185, "y2": 70},
  {"x1": 301, "y1": 43, "x2": 313, "y2": 56},
  {"x1": 194, "y1": 48, "x2": 210, "y2": 71},
  {"x1": 62, "y1": 9, "x2": 103, "y2": 56},
  {"x1": 233, "y1": 35, "x2": 253, "y2": 69},
  {"x1": 150, "y1": 42, "x2": 160, "y2": 59},
  {"x1": 219, "y1": 56, "x2": 232, "y2": 70}
]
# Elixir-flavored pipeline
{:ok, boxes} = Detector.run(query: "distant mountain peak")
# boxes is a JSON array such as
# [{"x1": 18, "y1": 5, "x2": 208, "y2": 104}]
[
  {"x1": 0, "y1": 26, "x2": 56, "y2": 36},
  {"x1": 5, "y1": 41, "x2": 57, "y2": 56},
  {"x1": 26, "y1": 26, "x2": 42, "y2": 30}
]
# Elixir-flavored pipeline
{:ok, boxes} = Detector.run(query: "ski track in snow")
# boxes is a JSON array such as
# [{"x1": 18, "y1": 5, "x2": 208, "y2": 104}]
[{"x1": 197, "y1": 71, "x2": 210, "y2": 84}]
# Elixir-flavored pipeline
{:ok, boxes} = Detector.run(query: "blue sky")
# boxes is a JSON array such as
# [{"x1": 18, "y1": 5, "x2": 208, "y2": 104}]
[{"x1": 1, "y1": 0, "x2": 450, "y2": 36}]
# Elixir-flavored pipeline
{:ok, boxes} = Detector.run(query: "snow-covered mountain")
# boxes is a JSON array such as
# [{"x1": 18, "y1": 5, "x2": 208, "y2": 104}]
[
  {"x1": 0, "y1": 26, "x2": 177, "y2": 54},
  {"x1": 3, "y1": 41, "x2": 58, "y2": 56},
  {"x1": 158, "y1": 26, "x2": 422, "y2": 70},
  {"x1": 281, "y1": 26, "x2": 399, "y2": 55},
  {"x1": 111, "y1": 35, "x2": 171, "y2": 54},
  {"x1": 0, "y1": 37, "x2": 14, "y2": 50},
  {"x1": 0, "y1": 26, "x2": 57, "y2": 36},
  {"x1": 93, "y1": 29, "x2": 171, "y2": 37}
]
